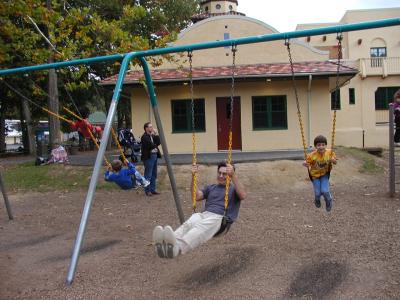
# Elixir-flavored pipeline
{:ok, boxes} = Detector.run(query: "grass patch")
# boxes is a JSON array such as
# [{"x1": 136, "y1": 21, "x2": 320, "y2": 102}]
[
  {"x1": 3, "y1": 162, "x2": 118, "y2": 192},
  {"x1": 339, "y1": 147, "x2": 384, "y2": 174}
]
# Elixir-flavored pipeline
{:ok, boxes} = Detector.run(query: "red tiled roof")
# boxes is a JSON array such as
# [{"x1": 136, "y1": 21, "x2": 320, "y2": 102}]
[{"x1": 100, "y1": 61, "x2": 358, "y2": 86}]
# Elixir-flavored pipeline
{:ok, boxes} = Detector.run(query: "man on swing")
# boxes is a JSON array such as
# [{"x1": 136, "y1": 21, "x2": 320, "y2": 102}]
[{"x1": 152, "y1": 162, "x2": 247, "y2": 258}]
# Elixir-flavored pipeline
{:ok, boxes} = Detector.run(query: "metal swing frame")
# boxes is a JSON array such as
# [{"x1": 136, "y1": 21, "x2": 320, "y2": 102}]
[{"x1": 0, "y1": 18, "x2": 398, "y2": 285}]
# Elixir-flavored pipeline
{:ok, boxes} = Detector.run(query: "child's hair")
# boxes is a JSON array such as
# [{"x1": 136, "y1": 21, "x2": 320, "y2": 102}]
[
  {"x1": 394, "y1": 89, "x2": 400, "y2": 100},
  {"x1": 79, "y1": 107, "x2": 90, "y2": 119},
  {"x1": 111, "y1": 159, "x2": 122, "y2": 172},
  {"x1": 217, "y1": 161, "x2": 235, "y2": 172},
  {"x1": 314, "y1": 135, "x2": 327, "y2": 147},
  {"x1": 144, "y1": 122, "x2": 151, "y2": 131}
]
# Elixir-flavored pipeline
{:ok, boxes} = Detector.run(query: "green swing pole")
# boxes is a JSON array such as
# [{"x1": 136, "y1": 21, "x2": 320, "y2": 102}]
[
  {"x1": 65, "y1": 52, "x2": 136, "y2": 285},
  {"x1": 1, "y1": 18, "x2": 399, "y2": 76},
  {"x1": 140, "y1": 57, "x2": 185, "y2": 224},
  {"x1": 0, "y1": 171, "x2": 13, "y2": 220}
]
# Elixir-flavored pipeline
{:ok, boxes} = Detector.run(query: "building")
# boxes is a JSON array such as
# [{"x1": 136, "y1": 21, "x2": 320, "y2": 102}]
[{"x1": 101, "y1": 1, "x2": 400, "y2": 153}]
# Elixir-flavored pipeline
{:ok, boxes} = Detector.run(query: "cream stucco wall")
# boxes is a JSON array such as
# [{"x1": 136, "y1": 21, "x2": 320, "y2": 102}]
[
  {"x1": 202, "y1": 1, "x2": 237, "y2": 14},
  {"x1": 130, "y1": 79, "x2": 338, "y2": 154},
  {"x1": 153, "y1": 15, "x2": 328, "y2": 70}
]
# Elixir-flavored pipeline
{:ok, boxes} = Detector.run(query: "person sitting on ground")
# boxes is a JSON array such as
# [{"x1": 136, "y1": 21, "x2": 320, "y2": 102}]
[
  {"x1": 391, "y1": 89, "x2": 400, "y2": 146},
  {"x1": 152, "y1": 162, "x2": 247, "y2": 259},
  {"x1": 44, "y1": 141, "x2": 69, "y2": 165},
  {"x1": 303, "y1": 135, "x2": 337, "y2": 212},
  {"x1": 104, "y1": 159, "x2": 149, "y2": 190}
]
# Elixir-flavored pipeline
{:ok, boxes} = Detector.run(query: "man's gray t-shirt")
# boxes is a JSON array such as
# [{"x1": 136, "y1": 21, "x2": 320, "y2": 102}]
[{"x1": 202, "y1": 184, "x2": 241, "y2": 223}]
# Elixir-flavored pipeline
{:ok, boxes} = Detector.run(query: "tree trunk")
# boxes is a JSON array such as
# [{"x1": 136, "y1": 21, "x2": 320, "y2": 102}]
[
  {"x1": 21, "y1": 98, "x2": 37, "y2": 155},
  {"x1": 0, "y1": 103, "x2": 6, "y2": 153},
  {"x1": 47, "y1": 0, "x2": 60, "y2": 146},
  {"x1": 47, "y1": 59, "x2": 60, "y2": 145}
]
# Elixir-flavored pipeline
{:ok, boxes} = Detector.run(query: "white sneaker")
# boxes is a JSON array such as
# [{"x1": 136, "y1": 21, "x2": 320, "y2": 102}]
[
  {"x1": 152, "y1": 226, "x2": 166, "y2": 258},
  {"x1": 142, "y1": 179, "x2": 150, "y2": 188},
  {"x1": 163, "y1": 226, "x2": 180, "y2": 258}
]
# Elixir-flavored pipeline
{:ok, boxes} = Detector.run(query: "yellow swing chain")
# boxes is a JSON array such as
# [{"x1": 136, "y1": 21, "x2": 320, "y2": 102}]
[
  {"x1": 224, "y1": 45, "x2": 237, "y2": 212},
  {"x1": 331, "y1": 33, "x2": 343, "y2": 157},
  {"x1": 188, "y1": 51, "x2": 198, "y2": 212},
  {"x1": 285, "y1": 40, "x2": 308, "y2": 160}
]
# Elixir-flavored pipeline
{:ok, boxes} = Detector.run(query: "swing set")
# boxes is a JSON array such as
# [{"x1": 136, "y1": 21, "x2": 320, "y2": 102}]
[{"x1": 0, "y1": 18, "x2": 399, "y2": 285}]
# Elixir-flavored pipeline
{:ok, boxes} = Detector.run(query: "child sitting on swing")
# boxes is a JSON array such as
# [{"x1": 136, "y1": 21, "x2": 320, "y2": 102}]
[
  {"x1": 105, "y1": 159, "x2": 149, "y2": 190},
  {"x1": 303, "y1": 135, "x2": 337, "y2": 212}
]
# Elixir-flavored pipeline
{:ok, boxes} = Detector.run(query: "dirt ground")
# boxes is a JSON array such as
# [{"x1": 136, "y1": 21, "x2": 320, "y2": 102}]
[{"x1": 1, "y1": 150, "x2": 400, "y2": 300}]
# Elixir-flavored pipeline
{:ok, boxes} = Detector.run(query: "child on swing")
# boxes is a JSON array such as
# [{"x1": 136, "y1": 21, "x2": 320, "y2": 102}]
[
  {"x1": 391, "y1": 89, "x2": 400, "y2": 146},
  {"x1": 105, "y1": 159, "x2": 150, "y2": 190},
  {"x1": 303, "y1": 135, "x2": 337, "y2": 212}
]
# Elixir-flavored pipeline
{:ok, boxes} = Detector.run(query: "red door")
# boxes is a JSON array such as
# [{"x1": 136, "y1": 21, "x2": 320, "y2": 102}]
[{"x1": 216, "y1": 97, "x2": 242, "y2": 151}]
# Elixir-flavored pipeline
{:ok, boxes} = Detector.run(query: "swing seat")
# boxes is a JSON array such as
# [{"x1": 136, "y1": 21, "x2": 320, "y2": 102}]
[{"x1": 214, "y1": 216, "x2": 232, "y2": 237}]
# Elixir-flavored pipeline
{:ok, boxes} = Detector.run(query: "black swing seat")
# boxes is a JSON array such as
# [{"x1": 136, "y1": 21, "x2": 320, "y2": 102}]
[{"x1": 214, "y1": 216, "x2": 232, "y2": 237}]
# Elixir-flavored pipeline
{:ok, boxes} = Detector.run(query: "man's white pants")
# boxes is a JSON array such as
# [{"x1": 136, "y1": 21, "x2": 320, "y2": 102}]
[{"x1": 174, "y1": 211, "x2": 223, "y2": 254}]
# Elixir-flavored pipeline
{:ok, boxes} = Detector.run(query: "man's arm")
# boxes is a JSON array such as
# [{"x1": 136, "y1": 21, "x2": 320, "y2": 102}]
[
  {"x1": 227, "y1": 164, "x2": 247, "y2": 200},
  {"x1": 191, "y1": 164, "x2": 204, "y2": 201}
]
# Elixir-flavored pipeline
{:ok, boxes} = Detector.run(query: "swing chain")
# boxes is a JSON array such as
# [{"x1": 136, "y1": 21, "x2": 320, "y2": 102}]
[
  {"x1": 285, "y1": 39, "x2": 308, "y2": 160},
  {"x1": 331, "y1": 33, "x2": 343, "y2": 152},
  {"x1": 188, "y1": 50, "x2": 198, "y2": 212},
  {"x1": 224, "y1": 44, "x2": 237, "y2": 212}
]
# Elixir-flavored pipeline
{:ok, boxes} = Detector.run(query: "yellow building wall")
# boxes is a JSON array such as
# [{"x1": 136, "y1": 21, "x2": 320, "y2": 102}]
[
  {"x1": 130, "y1": 79, "x2": 337, "y2": 154},
  {"x1": 153, "y1": 16, "x2": 328, "y2": 70}
]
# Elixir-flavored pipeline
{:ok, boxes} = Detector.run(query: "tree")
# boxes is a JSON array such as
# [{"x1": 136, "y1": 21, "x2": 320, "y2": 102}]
[{"x1": 0, "y1": 0, "x2": 199, "y2": 150}]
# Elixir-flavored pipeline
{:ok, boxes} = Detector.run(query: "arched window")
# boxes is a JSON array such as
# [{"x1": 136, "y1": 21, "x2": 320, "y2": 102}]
[
  {"x1": 229, "y1": 5, "x2": 233, "y2": 10},
  {"x1": 205, "y1": 6, "x2": 208, "y2": 12},
  {"x1": 216, "y1": 4, "x2": 221, "y2": 10}
]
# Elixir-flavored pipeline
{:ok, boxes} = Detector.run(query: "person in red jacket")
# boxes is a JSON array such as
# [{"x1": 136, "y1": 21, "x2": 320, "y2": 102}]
[{"x1": 70, "y1": 107, "x2": 103, "y2": 148}]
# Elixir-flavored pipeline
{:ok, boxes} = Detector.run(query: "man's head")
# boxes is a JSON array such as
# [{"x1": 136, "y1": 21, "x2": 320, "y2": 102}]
[
  {"x1": 111, "y1": 159, "x2": 122, "y2": 172},
  {"x1": 216, "y1": 162, "x2": 235, "y2": 185},
  {"x1": 314, "y1": 135, "x2": 327, "y2": 153},
  {"x1": 144, "y1": 122, "x2": 153, "y2": 134}
]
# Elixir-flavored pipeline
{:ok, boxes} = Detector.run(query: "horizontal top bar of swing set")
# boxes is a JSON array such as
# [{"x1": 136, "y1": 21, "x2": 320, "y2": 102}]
[{"x1": 0, "y1": 17, "x2": 399, "y2": 76}]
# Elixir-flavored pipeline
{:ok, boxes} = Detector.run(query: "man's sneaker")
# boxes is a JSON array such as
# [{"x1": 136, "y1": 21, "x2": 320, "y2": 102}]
[
  {"x1": 314, "y1": 198, "x2": 321, "y2": 208},
  {"x1": 325, "y1": 198, "x2": 332, "y2": 212},
  {"x1": 152, "y1": 226, "x2": 166, "y2": 258},
  {"x1": 163, "y1": 226, "x2": 180, "y2": 258}
]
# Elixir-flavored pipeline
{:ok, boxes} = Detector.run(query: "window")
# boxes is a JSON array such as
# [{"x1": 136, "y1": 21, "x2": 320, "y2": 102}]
[
  {"x1": 205, "y1": 6, "x2": 208, "y2": 12},
  {"x1": 252, "y1": 96, "x2": 287, "y2": 130},
  {"x1": 216, "y1": 4, "x2": 221, "y2": 9},
  {"x1": 375, "y1": 87, "x2": 400, "y2": 110},
  {"x1": 349, "y1": 88, "x2": 355, "y2": 105},
  {"x1": 331, "y1": 89, "x2": 341, "y2": 110},
  {"x1": 171, "y1": 99, "x2": 205, "y2": 133},
  {"x1": 229, "y1": 5, "x2": 233, "y2": 10},
  {"x1": 370, "y1": 47, "x2": 386, "y2": 67}
]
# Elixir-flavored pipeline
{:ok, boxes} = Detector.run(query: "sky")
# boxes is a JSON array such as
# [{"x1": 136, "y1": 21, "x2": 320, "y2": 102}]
[{"x1": 236, "y1": 0, "x2": 400, "y2": 32}]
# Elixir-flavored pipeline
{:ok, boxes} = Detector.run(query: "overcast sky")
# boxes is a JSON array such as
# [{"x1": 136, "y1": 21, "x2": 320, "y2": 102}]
[{"x1": 236, "y1": 0, "x2": 400, "y2": 32}]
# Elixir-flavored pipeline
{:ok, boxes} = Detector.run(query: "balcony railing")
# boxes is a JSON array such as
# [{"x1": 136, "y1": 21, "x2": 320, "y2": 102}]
[{"x1": 360, "y1": 57, "x2": 400, "y2": 78}]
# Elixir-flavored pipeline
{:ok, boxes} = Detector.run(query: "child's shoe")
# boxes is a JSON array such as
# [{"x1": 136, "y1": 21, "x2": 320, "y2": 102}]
[
  {"x1": 142, "y1": 179, "x2": 150, "y2": 188},
  {"x1": 314, "y1": 197, "x2": 321, "y2": 208},
  {"x1": 325, "y1": 198, "x2": 332, "y2": 212}
]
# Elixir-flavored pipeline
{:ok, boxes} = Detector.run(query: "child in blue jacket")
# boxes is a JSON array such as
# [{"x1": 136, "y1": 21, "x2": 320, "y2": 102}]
[{"x1": 105, "y1": 159, "x2": 149, "y2": 190}]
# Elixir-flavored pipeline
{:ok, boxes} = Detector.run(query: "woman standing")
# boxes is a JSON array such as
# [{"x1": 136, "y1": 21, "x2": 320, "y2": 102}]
[{"x1": 141, "y1": 122, "x2": 161, "y2": 196}]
